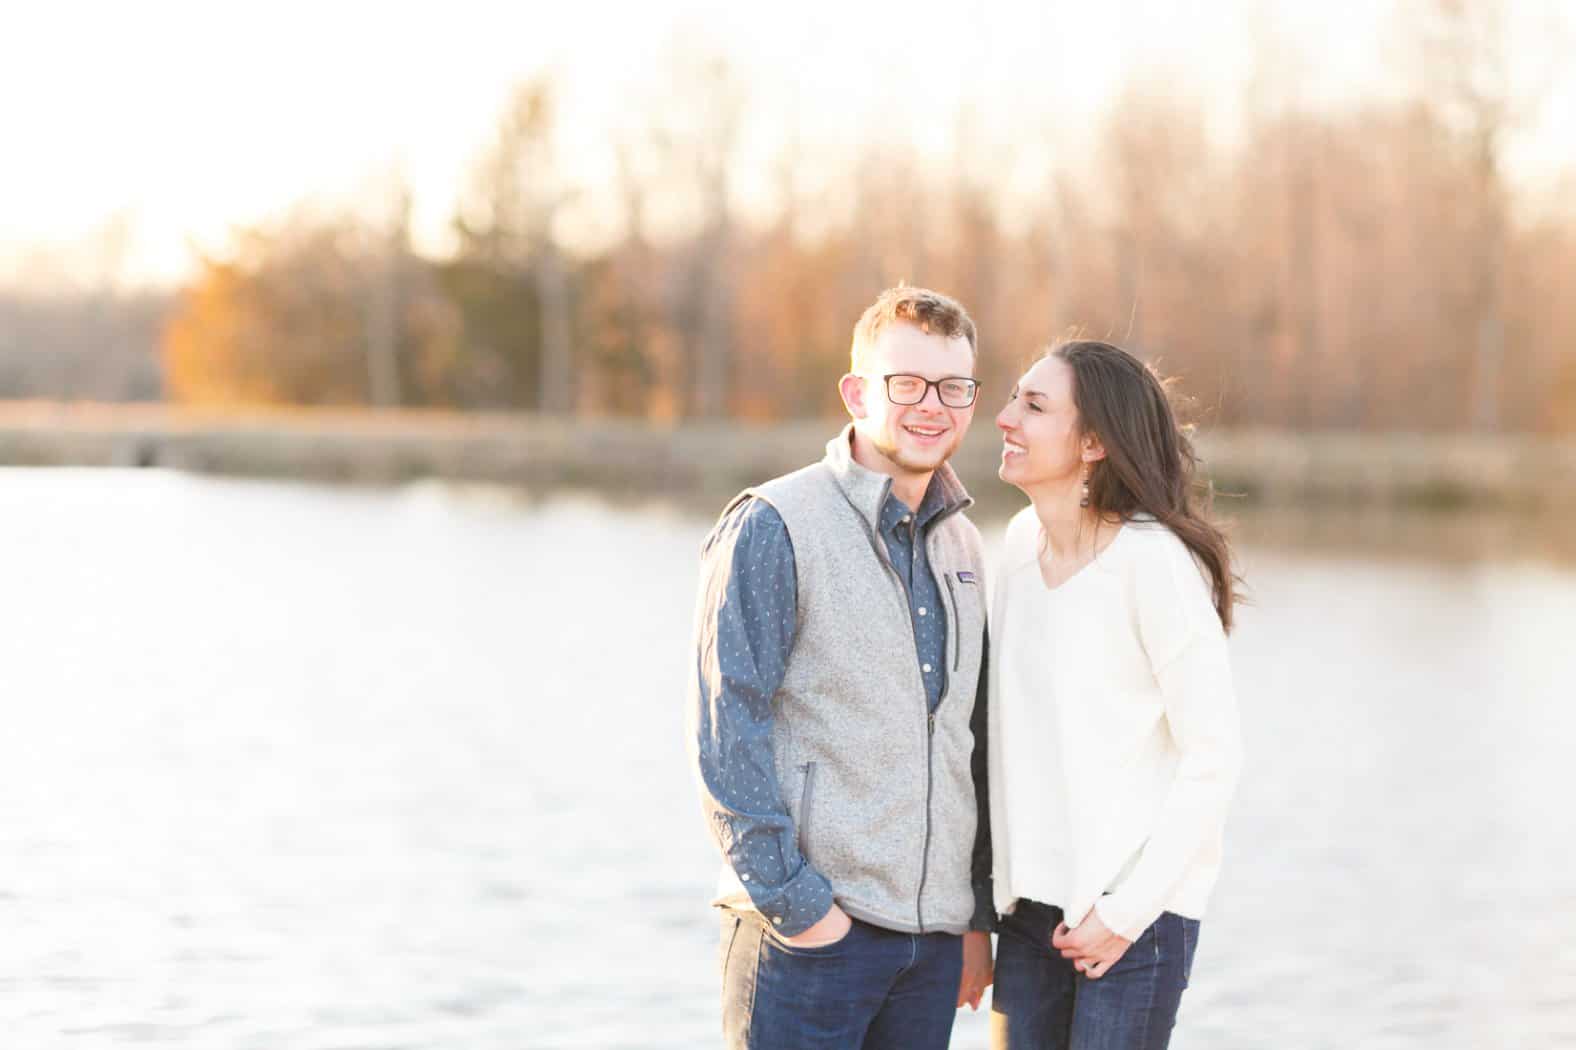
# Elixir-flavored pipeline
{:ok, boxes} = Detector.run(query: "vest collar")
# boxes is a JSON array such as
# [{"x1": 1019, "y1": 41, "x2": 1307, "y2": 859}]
[{"x1": 821, "y1": 423, "x2": 973, "y2": 532}]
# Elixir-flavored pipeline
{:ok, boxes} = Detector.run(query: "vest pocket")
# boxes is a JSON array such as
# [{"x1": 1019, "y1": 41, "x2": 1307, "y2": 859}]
[
  {"x1": 796, "y1": 761, "x2": 818, "y2": 853},
  {"x1": 944, "y1": 574, "x2": 963, "y2": 671}
]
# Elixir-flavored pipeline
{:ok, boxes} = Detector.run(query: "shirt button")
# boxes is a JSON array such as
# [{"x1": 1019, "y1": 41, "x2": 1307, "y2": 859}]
[
  {"x1": 922, "y1": 663, "x2": 933, "y2": 673},
  {"x1": 741, "y1": 874, "x2": 750, "y2": 882},
  {"x1": 772, "y1": 916, "x2": 783, "y2": 926},
  {"x1": 918, "y1": 607, "x2": 927, "y2": 616}
]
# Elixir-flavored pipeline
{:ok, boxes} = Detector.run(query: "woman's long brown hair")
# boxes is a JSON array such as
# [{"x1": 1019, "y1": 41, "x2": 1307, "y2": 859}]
[{"x1": 1052, "y1": 340, "x2": 1241, "y2": 632}]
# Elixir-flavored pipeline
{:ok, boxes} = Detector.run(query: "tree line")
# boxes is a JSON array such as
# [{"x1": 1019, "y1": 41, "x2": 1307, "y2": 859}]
[{"x1": 16, "y1": 2, "x2": 1576, "y2": 433}]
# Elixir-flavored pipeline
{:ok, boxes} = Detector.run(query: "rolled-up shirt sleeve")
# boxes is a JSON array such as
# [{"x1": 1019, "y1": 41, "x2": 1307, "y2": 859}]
[{"x1": 687, "y1": 496, "x2": 834, "y2": 936}]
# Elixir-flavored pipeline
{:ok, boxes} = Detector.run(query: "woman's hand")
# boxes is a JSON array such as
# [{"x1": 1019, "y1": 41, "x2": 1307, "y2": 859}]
[{"x1": 1051, "y1": 910, "x2": 1132, "y2": 980}]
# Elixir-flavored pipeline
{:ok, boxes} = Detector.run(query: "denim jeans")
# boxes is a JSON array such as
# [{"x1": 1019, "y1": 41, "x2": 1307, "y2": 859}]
[
  {"x1": 718, "y1": 908, "x2": 964, "y2": 1050},
  {"x1": 990, "y1": 899, "x2": 1199, "y2": 1050}
]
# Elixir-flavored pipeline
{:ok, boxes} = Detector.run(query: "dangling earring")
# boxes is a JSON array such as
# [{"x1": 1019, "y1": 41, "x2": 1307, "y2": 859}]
[{"x1": 1080, "y1": 463, "x2": 1091, "y2": 508}]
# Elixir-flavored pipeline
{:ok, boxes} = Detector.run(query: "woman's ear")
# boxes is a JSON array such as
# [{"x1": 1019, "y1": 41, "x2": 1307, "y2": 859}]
[
  {"x1": 839, "y1": 373, "x2": 868, "y2": 419},
  {"x1": 1082, "y1": 434, "x2": 1107, "y2": 463}
]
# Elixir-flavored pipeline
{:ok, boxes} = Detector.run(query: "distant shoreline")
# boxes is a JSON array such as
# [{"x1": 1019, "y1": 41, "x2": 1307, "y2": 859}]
[{"x1": 2, "y1": 402, "x2": 1572, "y2": 513}]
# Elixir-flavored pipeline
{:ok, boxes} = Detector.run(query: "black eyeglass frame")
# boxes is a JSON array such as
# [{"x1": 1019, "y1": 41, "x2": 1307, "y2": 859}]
[{"x1": 880, "y1": 373, "x2": 982, "y2": 408}]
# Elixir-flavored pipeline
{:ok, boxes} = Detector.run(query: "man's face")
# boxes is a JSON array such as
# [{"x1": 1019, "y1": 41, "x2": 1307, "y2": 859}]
[{"x1": 842, "y1": 323, "x2": 977, "y2": 476}]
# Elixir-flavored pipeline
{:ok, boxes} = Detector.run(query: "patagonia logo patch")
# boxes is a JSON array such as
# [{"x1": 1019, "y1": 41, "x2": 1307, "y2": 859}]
[{"x1": 957, "y1": 571, "x2": 978, "y2": 584}]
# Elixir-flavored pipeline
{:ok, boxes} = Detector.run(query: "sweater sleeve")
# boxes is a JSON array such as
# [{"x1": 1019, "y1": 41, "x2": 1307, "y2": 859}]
[{"x1": 1093, "y1": 532, "x2": 1243, "y2": 942}]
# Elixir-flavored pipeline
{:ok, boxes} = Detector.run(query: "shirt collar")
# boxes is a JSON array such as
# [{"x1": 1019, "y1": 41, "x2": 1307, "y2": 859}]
[
  {"x1": 877, "y1": 476, "x2": 950, "y2": 537},
  {"x1": 820, "y1": 423, "x2": 972, "y2": 534}
]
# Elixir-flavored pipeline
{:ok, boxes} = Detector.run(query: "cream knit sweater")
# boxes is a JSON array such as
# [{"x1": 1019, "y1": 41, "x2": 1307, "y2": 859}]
[{"x1": 988, "y1": 508, "x2": 1243, "y2": 940}]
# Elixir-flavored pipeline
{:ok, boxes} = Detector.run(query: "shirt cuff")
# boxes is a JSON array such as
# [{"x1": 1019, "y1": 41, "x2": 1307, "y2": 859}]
[{"x1": 751, "y1": 862, "x2": 835, "y2": 938}]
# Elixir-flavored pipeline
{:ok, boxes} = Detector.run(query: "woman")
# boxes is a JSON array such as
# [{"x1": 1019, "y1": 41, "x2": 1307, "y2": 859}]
[{"x1": 987, "y1": 340, "x2": 1243, "y2": 1049}]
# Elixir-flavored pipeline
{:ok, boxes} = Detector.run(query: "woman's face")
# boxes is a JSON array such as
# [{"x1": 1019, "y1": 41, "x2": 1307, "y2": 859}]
[{"x1": 996, "y1": 355, "x2": 1089, "y2": 490}]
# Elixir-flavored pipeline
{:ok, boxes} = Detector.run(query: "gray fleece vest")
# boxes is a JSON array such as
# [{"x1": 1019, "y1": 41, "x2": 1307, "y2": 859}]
[{"x1": 712, "y1": 427, "x2": 988, "y2": 935}]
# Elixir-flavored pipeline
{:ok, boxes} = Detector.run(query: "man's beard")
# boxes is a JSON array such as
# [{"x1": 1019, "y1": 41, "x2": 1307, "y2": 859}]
[{"x1": 873, "y1": 430, "x2": 958, "y2": 474}]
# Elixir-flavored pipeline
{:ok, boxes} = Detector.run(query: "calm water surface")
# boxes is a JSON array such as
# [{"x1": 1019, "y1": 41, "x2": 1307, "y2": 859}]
[{"x1": 1, "y1": 470, "x2": 1573, "y2": 1049}]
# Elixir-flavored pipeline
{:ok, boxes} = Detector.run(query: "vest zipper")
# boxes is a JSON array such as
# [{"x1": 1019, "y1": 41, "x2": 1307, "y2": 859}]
[
  {"x1": 869, "y1": 509, "x2": 943, "y2": 934},
  {"x1": 915, "y1": 712, "x2": 938, "y2": 931}
]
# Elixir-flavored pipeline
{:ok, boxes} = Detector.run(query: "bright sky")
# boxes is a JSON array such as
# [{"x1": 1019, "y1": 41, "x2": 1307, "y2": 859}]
[{"x1": 3, "y1": 0, "x2": 1571, "y2": 290}]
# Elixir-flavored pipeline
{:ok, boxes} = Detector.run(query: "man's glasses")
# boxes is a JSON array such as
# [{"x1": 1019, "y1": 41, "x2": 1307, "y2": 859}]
[{"x1": 881, "y1": 374, "x2": 981, "y2": 409}]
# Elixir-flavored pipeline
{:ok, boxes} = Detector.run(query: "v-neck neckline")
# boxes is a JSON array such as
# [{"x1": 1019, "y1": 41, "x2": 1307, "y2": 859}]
[{"x1": 1031, "y1": 522, "x2": 1126, "y2": 593}]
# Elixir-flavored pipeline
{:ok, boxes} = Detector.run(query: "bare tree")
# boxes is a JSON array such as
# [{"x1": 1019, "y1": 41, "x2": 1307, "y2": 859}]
[
  {"x1": 455, "y1": 78, "x2": 575, "y2": 414},
  {"x1": 1410, "y1": 0, "x2": 1570, "y2": 431},
  {"x1": 678, "y1": 55, "x2": 744, "y2": 418},
  {"x1": 365, "y1": 176, "x2": 410, "y2": 407}
]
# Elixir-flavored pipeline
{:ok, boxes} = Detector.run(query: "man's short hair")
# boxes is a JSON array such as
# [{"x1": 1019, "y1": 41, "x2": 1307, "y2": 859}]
[{"x1": 850, "y1": 285, "x2": 978, "y2": 372}]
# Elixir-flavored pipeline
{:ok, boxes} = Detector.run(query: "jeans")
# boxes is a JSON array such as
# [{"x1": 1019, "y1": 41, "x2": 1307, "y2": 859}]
[
  {"x1": 990, "y1": 899, "x2": 1199, "y2": 1050},
  {"x1": 718, "y1": 908, "x2": 964, "y2": 1050}
]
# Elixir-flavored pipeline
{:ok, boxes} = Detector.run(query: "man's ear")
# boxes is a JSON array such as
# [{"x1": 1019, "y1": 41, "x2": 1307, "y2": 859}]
[{"x1": 839, "y1": 373, "x2": 868, "y2": 419}]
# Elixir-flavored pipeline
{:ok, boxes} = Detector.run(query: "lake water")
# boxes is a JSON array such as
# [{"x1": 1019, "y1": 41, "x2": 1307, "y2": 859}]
[{"x1": 2, "y1": 470, "x2": 1573, "y2": 1049}]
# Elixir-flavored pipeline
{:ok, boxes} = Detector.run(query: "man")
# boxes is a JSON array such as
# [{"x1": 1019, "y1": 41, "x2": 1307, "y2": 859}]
[{"x1": 686, "y1": 285, "x2": 995, "y2": 1049}]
